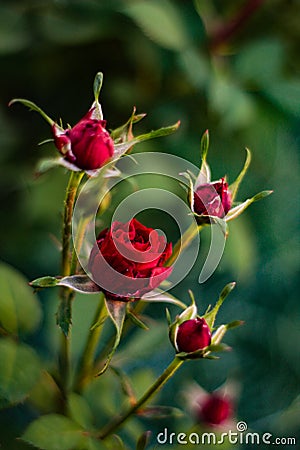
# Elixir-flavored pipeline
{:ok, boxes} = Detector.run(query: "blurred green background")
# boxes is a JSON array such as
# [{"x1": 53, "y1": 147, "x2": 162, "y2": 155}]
[{"x1": 0, "y1": 0, "x2": 299, "y2": 449}]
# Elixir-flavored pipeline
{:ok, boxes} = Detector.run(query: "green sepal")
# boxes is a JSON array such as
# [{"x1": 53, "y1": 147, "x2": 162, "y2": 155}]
[
  {"x1": 113, "y1": 120, "x2": 180, "y2": 159},
  {"x1": 194, "y1": 129, "x2": 211, "y2": 187},
  {"x1": 211, "y1": 321, "x2": 244, "y2": 346},
  {"x1": 93, "y1": 72, "x2": 103, "y2": 102},
  {"x1": 127, "y1": 308, "x2": 149, "y2": 330},
  {"x1": 226, "y1": 190, "x2": 273, "y2": 222},
  {"x1": 200, "y1": 129, "x2": 209, "y2": 162},
  {"x1": 9, "y1": 98, "x2": 55, "y2": 127},
  {"x1": 29, "y1": 276, "x2": 59, "y2": 288},
  {"x1": 29, "y1": 275, "x2": 102, "y2": 294},
  {"x1": 229, "y1": 148, "x2": 251, "y2": 202},
  {"x1": 203, "y1": 282, "x2": 236, "y2": 330},
  {"x1": 95, "y1": 299, "x2": 127, "y2": 376},
  {"x1": 141, "y1": 289, "x2": 187, "y2": 309},
  {"x1": 110, "y1": 106, "x2": 147, "y2": 142}
]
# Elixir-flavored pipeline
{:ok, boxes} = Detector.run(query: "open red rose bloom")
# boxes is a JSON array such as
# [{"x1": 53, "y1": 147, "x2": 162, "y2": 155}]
[{"x1": 88, "y1": 219, "x2": 173, "y2": 301}]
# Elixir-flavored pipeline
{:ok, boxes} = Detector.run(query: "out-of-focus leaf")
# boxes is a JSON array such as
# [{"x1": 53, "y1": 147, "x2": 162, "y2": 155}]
[
  {"x1": 0, "y1": 338, "x2": 42, "y2": 409},
  {"x1": 68, "y1": 393, "x2": 94, "y2": 429},
  {"x1": 21, "y1": 414, "x2": 86, "y2": 450},
  {"x1": 235, "y1": 39, "x2": 285, "y2": 84},
  {"x1": 0, "y1": 262, "x2": 42, "y2": 335},
  {"x1": 0, "y1": 5, "x2": 30, "y2": 54},
  {"x1": 264, "y1": 80, "x2": 300, "y2": 116},
  {"x1": 38, "y1": 10, "x2": 108, "y2": 45},
  {"x1": 114, "y1": 323, "x2": 167, "y2": 365},
  {"x1": 209, "y1": 76, "x2": 256, "y2": 129},
  {"x1": 123, "y1": 0, "x2": 190, "y2": 50}
]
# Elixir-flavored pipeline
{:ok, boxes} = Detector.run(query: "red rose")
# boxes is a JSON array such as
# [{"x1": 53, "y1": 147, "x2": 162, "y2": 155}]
[
  {"x1": 193, "y1": 178, "x2": 232, "y2": 218},
  {"x1": 198, "y1": 394, "x2": 233, "y2": 426},
  {"x1": 88, "y1": 219, "x2": 172, "y2": 301},
  {"x1": 176, "y1": 318, "x2": 211, "y2": 353},
  {"x1": 52, "y1": 107, "x2": 114, "y2": 170}
]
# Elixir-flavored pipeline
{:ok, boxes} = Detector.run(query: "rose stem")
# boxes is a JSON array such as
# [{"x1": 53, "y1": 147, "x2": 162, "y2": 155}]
[
  {"x1": 97, "y1": 356, "x2": 184, "y2": 440},
  {"x1": 74, "y1": 293, "x2": 108, "y2": 392},
  {"x1": 58, "y1": 170, "x2": 84, "y2": 403}
]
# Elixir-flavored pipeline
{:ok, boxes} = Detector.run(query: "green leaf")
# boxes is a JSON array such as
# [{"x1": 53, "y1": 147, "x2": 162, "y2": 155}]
[
  {"x1": 58, "y1": 275, "x2": 101, "y2": 293},
  {"x1": 0, "y1": 262, "x2": 42, "y2": 335},
  {"x1": 0, "y1": 338, "x2": 42, "y2": 409},
  {"x1": 22, "y1": 414, "x2": 86, "y2": 450},
  {"x1": 96, "y1": 299, "x2": 127, "y2": 375},
  {"x1": 226, "y1": 190, "x2": 273, "y2": 222},
  {"x1": 9, "y1": 98, "x2": 55, "y2": 127},
  {"x1": 203, "y1": 282, "x2": 236, "y2": 330},
  {"x1": 68, "y1": 393, "x2": 94, "y2": 429},
  {"x1": 123, "y1": 0, "x2": 190, "y2": 51},
  {"x1": 229, "y1": 148, "x2": 252, "y2": 202}
]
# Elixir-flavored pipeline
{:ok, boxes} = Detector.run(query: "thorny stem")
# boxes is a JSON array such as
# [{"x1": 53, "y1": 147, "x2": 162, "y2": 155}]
[
  {"x1": 97, "y1": 357, "x2": 184, "y2": 439},
  {"x1": 58, "y1": 171, "x2": 84, "y2": 404}
]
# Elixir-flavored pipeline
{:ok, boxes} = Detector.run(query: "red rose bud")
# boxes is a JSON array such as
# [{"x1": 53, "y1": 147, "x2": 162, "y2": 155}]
[
  {"x1": 198, "y1": 394, "x2": 233, "y2": 426},
  {"x1": 176, "y1": 318, "x2": 211, "y2": 353},
  {"x1": 193, "y1": 178, "x2": 232, "y2": 218},
  {"x1": 88, "y1": 219, "x2": 172, "y2": 301},
  {"x1": 52, "y1": 108, "x2": 114, "y2": 170}
]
